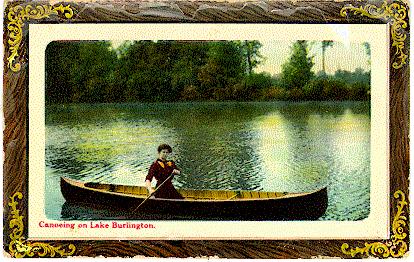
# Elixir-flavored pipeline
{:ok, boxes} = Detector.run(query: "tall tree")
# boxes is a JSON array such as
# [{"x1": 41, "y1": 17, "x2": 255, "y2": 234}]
[
  {"x1": 321, "y1": 40, "x2": 334, "y2": 75},
  {"x1": 46, "y1": 41, "x2": 117, "y2": 103},
  {"x1": 170, "y1": 41, "x2": 209, "y2": 99},
  {"x1": 46, "y1": 41, "x2": 80, "y2": 104},
  {"x1": 239, "y1": 40, "x2": 263, "y2": 74},
  {"x1": 363, "y1": 42, "x2": 371, "y2": 66},
  {"x1": 198, "y1": 41, "x2": 245, "y2": 99},
  {"x1": 280, "y1": 40, "x2": 314, "y2": 89},
  {"x1": 71, "y1": 41, "x2": 117, "y2": 102}
]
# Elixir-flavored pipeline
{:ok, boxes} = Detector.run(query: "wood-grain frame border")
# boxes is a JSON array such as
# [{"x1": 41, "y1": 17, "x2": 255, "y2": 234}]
[{"x1": 3, "y1": 0, "x2": 409, "y2": 258}]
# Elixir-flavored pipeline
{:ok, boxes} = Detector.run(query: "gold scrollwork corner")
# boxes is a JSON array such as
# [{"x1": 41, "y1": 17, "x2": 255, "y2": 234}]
[
  {"x1": 8, "y1": 192, "x2": 76, "y2": 258},
  {"x1": 340, "y1": 0, "x2": 408, "y2": 69},
  {"x1": 341, "y1": 190, "x2": 408, "y2": 258},
  {"x1": 6, "y1": 4, "x2": 74, "y2": 72}
]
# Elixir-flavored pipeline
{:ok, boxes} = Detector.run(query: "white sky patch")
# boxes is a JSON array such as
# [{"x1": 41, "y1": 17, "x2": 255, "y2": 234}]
[
  {"x1": 330, "y1": 24, "x2": 351, "y2": 48},
  {"x1": 319, "y1": 42, "x2": 369, "y2": 74},
  {"x1": 255, "y1": 40, "x2": 294, "y2": 77},
  {"x1": 110, "y1": 40, "x2": 125, "y2": 49},
  {"x1": 256, "y1": 41, "x2": 370, "y2": 76}
]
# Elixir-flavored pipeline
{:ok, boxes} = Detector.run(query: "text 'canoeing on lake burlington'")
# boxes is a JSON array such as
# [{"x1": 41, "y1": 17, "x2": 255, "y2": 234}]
[{"x1": 38, "y1": 221, "x2": 156, "y2": 230}]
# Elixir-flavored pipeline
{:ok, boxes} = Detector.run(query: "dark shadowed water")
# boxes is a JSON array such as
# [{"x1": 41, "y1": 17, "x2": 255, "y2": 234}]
[{"x1": 45, "y1": 101, "x2": 370, "y2": 220}]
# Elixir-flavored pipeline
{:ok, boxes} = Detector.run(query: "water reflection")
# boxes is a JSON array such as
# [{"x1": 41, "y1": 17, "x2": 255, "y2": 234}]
[
  {"x1": 252, "y1": 112, "x2": 292, "y2": 191},
  {"x1": 47, "y1": 112, "x2": 178, "y2": 184},
  {"x1": 324, "y1": 109, "x2": 370, "y2": 220},
  {"x1": 46, "y1": 101, "x2": 370, "y2": 220},
  {"x1": 163, "y1": 103, "x2": 263, "y2": 191}
]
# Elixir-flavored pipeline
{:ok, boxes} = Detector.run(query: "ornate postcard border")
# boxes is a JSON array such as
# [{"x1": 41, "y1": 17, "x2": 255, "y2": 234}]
[{"x1": 3, "y1": 0, "x2": 409, "y2": 258}]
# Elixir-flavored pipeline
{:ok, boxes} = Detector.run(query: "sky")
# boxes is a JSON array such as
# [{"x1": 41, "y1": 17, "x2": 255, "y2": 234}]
[
  {"x1": 255, "y1": 40, "x2": 370, "y2": 76},
  {"x1": 111, "y1": 40, "x2": 370, "y2": 76}
]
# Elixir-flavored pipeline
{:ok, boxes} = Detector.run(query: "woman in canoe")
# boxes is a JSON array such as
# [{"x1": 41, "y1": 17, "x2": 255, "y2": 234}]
[{"x1": 145, "y1": 144, "x2": 184, "y2": 199}]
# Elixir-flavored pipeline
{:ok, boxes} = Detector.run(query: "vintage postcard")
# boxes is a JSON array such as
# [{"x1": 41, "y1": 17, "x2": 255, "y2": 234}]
[{"x1": 3, "y1": 0, "x2": 409, "y2": 259}]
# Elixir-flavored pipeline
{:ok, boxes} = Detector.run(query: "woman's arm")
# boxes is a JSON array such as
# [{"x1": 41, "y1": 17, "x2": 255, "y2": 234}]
[
  {"x1": 170, "y1": 161, "x2": 181, "y2": 175},
  {"x1": 145, "y1": 163, "x2": 156, "y2": 194},
  {"x1": 145, "y1": 179, "x2": 155, "y2": 194}
]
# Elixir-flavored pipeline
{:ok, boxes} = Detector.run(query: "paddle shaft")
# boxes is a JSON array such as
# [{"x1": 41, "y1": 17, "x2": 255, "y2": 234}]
[{"x1": 133, "y1": 173, "x2": 174, "y2": 212}]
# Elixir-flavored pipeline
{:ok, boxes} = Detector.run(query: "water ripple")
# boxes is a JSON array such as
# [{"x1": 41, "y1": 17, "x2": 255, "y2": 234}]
[{"x1": 46, "y1": 102, "x2": 370, "y2": 221}]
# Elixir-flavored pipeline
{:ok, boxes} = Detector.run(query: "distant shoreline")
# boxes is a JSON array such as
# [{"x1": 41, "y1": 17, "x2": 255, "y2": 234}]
[{"x1": 45, "y1": 100, "x2": 371, "y2": 106}]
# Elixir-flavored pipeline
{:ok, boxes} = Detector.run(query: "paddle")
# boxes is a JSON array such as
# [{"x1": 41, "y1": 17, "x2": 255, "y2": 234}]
[
  {"x1": 132, "y1": 173, "x2": 174, "y2": 212},
  {"x1": 227, "y1": 192, "x2": 240, "y2": 200}
]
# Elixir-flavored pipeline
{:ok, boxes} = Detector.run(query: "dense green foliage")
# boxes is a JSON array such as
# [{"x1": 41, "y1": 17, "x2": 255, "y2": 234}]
[
  {"x1": 46, "y1": 40, "x2": 370, "y2": 104},
  {"x1": 239, "y1": 40, "x2": 263, "y2": 74},
  {"x1": 280, "y1": 41, "x2": 314, "y2": 90},
  {"x1": 46, "y1": 41, "x2": 117, "y2": 104}
]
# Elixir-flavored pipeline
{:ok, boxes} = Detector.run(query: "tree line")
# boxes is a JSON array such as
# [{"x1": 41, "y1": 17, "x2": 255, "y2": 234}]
[
  {"x1": 46, "y1": 40, "x2": 370, "y2": 104},
  {"x1": 267, "y1": 41, "x2": 371, "y2": 101}
]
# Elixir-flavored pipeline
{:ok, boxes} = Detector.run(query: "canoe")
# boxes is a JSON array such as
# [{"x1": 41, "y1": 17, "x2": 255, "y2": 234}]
[{"x1": 60, "y1": 177, "x2": 328, "y2": 220}]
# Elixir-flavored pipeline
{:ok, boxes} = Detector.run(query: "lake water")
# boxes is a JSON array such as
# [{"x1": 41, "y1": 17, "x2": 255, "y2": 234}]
[{"x1": 45, "y1": 101, "x2": 370, "y2": 220}]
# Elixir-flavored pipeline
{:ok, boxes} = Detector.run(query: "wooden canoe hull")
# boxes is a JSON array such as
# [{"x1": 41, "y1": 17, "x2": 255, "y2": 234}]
[{"x1": 60, "y1": 177, "x2": 328, "y2": 220}]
